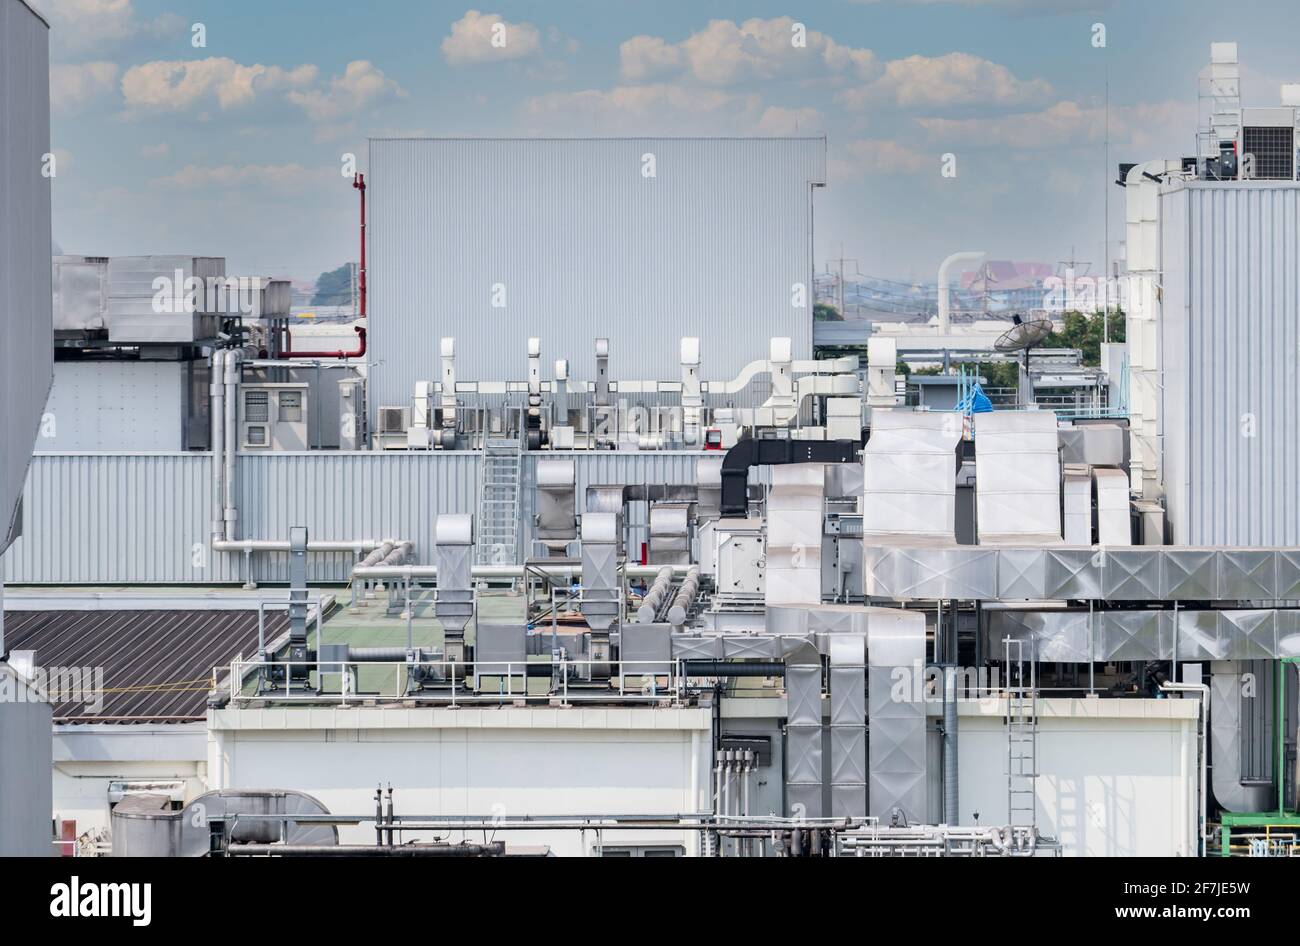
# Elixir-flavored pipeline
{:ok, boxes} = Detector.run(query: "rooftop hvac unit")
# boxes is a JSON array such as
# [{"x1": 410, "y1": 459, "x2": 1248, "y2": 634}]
[
  {"x1": 1240, "y1": 108, "x2": 1298, "y2": 180},
  {"x1": 375, "y1": 405, "x2": 410, "y2": 450},
  {"x1": 239, "y1": 383, "x2": 309, "y2": 450}
]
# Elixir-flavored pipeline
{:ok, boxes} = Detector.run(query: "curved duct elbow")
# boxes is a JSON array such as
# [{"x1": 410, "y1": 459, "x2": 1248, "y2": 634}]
[{"x1": 1209, "y1": 664, "x2": 1275, "y2": 813}]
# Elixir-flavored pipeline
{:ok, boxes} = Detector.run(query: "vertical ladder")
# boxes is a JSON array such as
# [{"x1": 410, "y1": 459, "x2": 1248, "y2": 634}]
[
  {"x1": 1004, "y1": 635, "x2": 1038, "y2": 831},
  {"x1": 476, "y1": 437, "x2": 522, "y2": 566}
]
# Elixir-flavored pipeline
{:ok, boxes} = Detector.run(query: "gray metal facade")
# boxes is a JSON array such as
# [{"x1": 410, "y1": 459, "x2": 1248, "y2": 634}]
[
  {"x1": 367, "y1": 137, "x2": 826, "y2": 427},
  {"x1": 41, "y1": 361, "x2": 187, "y2": 451},
  {"x1": 4, "y1": 451, "x2": 706, "y2": 585},
  {"x1": 0, "y1": 0, "x2": 53, "y2": 550},
  {"x1": 1159, "y1": 181, "x2": 1300, "y2": 546}
]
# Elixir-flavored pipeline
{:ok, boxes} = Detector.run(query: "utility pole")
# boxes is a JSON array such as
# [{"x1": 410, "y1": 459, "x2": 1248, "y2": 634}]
[{"x1": 825, "y1": 244, "x2": 861, "y2": 319}]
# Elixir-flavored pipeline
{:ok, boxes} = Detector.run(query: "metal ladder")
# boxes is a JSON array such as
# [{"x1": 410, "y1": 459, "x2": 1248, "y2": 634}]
[
  {"x1": 1004, "y1": 635, "x2": 1038, "y2": 830},
  {"x1": 476, "y1": 438, "x2": 522, "y2": 566}
]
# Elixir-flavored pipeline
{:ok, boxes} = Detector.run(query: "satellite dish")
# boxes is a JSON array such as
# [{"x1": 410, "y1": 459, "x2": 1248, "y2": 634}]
[{"x1": 994, "y1": 318, "x2": 1053, "y2": 353}]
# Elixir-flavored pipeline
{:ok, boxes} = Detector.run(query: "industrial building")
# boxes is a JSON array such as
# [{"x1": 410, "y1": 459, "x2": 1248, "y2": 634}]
[{"x1": 0, "y1": 15, "x2": 1297, "y2": 861}]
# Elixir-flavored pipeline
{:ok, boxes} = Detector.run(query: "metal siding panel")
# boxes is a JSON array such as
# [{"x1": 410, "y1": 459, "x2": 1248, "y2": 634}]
[
  {"x1": 0, "y1": 1, "x2": 53, "y2": 548},
  {"x1": 367, "y1": 138, "x2": 826, "y2": 429},
  {"x1": 5, "y1": 451, "x2": 714, "y2": 585},
  {"x1": 1162, "y1": 182, "x2": 1300, "y2": 547}
]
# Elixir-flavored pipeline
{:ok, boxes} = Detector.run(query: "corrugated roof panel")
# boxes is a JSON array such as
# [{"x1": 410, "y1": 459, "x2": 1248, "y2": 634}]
[{"x1": 3, "y1": 609, "x2": 287, "y2": 722}]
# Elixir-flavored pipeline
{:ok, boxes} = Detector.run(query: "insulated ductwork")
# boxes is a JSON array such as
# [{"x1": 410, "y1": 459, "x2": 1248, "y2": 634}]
[
  {"x1": 868, "y1": 607, "x2": 927, "y2": 825},
  {"x1": 434, "y1": 514, "x2": 474, "y2": 664},
  {"x1": 829, "y1": 634, "x2": 867, "y2": 818},
  {"x1": 535, "y1": 459, "x2": 577, "y2": 556},
  {"x1": 636, "y1": 565, "x2": 675, "y2": 623},
  {"x1": 782, "y1": 637, "x2": 824, "y2": 819},
  {"x1": 1210, "y1": 662, "x2": 1275, "y2": 813}
]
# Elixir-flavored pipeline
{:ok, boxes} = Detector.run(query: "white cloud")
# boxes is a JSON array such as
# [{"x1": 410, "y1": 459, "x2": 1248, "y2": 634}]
[
  {"x1": 441, "y1": 10, "x2": 542, "y2": 64},
  {"x1": 524, "y1": 83, "x2": 762, "y2": 134},
  {"x1": 620, "y1": 17, "x2": 879, "y2": 86},
  {"x1": 287, "y1": 61, "x2": 405, "y2": 121},
  {"x1": 122, "y1": 57, "x2": 318, "y2": 111},
  {"x1": 42, "y1": 0, "x2": 183, "y2": 55},
  {"x1": 755, "y1": 106, "x2": 825, "y2": 135},
  {"x1": 847, "y1": 0, "x2": 1112, "y2": 9},
  {"x1": 50, "y1": 61, "x2": 119, "y2": 110},
  {"x1": 839, "y1": 53, "x2": 1053, "y2": 109},
  {"x1": 140, "y1": 142, "x2": 170, "y2": 158},
  {"x1": 831, "y1": 139, "x2": 930, "y2": 178},
  {"x1": 917, "y1": 99, "x2": 1191, "y2": 151},
  {"x1": 154, "y1": 163, "x2": 327, "y2": 191}
]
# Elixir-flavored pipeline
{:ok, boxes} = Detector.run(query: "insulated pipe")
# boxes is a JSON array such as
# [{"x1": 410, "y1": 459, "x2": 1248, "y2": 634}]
[
  {"x1": 357, "y1": 541, "x2": 395, "y2": 569},
  {"x1": 210, "y1": 349, "x2": 227, "y2": 543},
  {"x1": 214, "y1": 538, "x2": 410, "y2": 558},
  {"x1": 636, "y1": 566, "x2": 674, "y2": 623},
  {"x1": 667, "y1": 565, "x2": 701, "y2": 626},
  {"x1": 279, "y1": 325, "x2": 366, "y2": 361},
  {"x1": 350, "y1": 563, "x2": 696, "y2": 582},
  {"x1": 943, "y1": 665, "x2": 959, "y2": 825},
  {"x1": 222, "y1": 348, "x2": 241, "y2": 542},
  {"x1": 1160, "y1": 680, "x2": 1209, "y2": 857}
]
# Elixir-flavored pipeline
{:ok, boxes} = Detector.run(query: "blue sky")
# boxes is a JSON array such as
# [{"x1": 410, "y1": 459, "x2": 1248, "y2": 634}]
[{"x1": 39, "y1": 0, "x2": 1300, "y2": 287}]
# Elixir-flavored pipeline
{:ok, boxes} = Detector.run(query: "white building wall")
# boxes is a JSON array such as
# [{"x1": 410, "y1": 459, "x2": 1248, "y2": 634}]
[
  {"x1": 52, "y1": 724, "x2": 208, "y2": 842},
  {"x1": 956, "y1": 699, "x2": 1198, "y2": 857},
  {"x1": 208, "y1": 706, "x2": 712, "y2": 857}
]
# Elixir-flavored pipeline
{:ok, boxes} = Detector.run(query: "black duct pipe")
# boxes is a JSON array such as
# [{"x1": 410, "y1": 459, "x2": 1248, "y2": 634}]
[
  {"x1": 719, "y1": 438, "x2": 860, "y2": 517},
  {"x1": 226, "y1": 842, "x2": 507, "y2": 857},
  {"x1": 684, "y1": 660, "x2": 786, "y2": 677}
]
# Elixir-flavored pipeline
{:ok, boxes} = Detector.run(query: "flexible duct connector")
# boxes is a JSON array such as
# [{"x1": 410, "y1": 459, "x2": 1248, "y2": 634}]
[
  {"x1": 668, "y1": 566, "x2": 701, "y2": 626},
  {"x1": 636, "y1": 566, "x2": 675, "y2": 623},
  {"x1": 1210, "y1": 663, "x2": 1275, "y2": 813}
]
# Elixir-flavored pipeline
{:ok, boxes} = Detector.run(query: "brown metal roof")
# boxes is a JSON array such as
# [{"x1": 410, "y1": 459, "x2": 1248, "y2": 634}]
[{"x1": 3, "y1": 609, "x2": 287, "y2": 723}]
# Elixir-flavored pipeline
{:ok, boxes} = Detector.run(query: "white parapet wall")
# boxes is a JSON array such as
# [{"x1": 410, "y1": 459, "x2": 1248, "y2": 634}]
[
  {"x1": 207, "y1": 705, "x2": 713, "y2": 857},
  {"x1": 953, "y1": 697, "x2": 1200, "y2": 857}
]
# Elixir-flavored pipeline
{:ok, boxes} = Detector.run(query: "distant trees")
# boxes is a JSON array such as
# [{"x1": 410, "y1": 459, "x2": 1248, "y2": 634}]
[
  {"x1": 814, "y1": 302, "x2": 844, "y2": 322},
  {"x1": 311, "y1": 263, "x2": 355, "y2": 307}
]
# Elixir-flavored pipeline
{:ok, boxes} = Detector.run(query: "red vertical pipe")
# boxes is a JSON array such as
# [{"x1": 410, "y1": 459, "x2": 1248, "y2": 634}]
[{"x1": 353, "y1": 172, "x2": 367, "y2": 317}]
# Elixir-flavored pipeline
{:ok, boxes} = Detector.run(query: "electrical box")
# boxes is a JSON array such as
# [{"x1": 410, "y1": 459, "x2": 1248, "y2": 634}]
[
  {"x1": 338, "y1": 377, "x2": 366, "y2": 451},
  {"x1": 239, "y1": 382, "x2": 309, "y2": 451}
]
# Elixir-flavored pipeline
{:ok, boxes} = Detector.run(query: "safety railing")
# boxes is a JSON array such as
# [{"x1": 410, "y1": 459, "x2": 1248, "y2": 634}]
[{"x1": 224, "y1": 657, "x2": 688, "y2": 707}]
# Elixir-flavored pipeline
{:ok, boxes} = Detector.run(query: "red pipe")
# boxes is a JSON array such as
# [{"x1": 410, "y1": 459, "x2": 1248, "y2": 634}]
[
  {"x1": 279, "y1": 325, "x2": 366, "y2": 360},
  {"x1": 279, "y1": 175, "x2": 368, "y2": 360},
  {"x1": 353, "y1": 172, "x2": 366, "y2": 317}
]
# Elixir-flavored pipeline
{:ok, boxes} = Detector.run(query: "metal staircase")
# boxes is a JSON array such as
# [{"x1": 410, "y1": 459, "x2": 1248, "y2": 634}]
[
  {"x1": 476, "y1": 438, "x2": 522, "y2": 566},
  {"x1": 1004, "y1": 636, "x2": 1039, "y2": 830}
]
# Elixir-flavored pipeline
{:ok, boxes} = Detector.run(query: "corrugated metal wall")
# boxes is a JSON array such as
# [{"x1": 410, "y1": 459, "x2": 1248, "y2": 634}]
[
  {"x1": 367, "y1": 137, "x2": 826, "y2": 427},
  {"x1": 4, "y1": 450, "x2": 707, "y2": 584},
  {"x1": 0, "y1": 0, "x2": 53, "y2": 549},
  {"x1": 1160, "y1": 181, "x2": 1300, "y2": 546}
]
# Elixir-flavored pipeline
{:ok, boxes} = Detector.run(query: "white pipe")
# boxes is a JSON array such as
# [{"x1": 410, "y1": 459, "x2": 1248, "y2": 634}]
[
  {"x1": 937, "y1": 251, "x2": 985, "y2": 335},
  {"x1": 1159, "y1": 680, "x2": 1209, "y2": 857},
  {"x1": 351, "y1": 562, "x2": 695, "y2": 582},
  {"x1": 223, "y1": 348, "x2": 241, "y2": 542},
  {"x1": 214, "y1": 538, "x2": 403, "y2": 554},
  {"x1": 210, "y1": 349, "x2": 226, "y2": 543}
]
